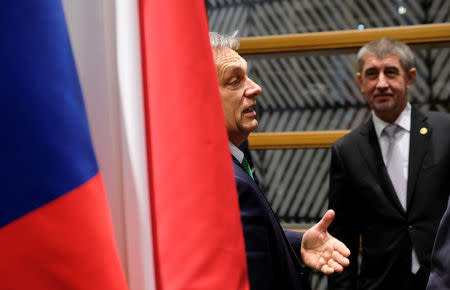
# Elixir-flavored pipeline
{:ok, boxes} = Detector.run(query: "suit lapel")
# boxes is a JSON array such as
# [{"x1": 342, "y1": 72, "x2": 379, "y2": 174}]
[
  {"x1": 358, "y1": 119, "x2": 383, "y2": 179},
  {"x1": 358, "y1": 118, "x2": 406, "y2": 213},
  {"x1": 232, "y1": 156, "x2": 247, "y2": 177},
  {"x1": 407, "y1": 108, "x2": 431, "y2": 208}
]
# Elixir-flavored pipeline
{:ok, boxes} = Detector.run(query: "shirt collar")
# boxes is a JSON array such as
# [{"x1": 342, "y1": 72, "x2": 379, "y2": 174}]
[
  {"x1": 229, "y1": 141, "x2": 244, "y2": 163},
  {"x1": 372, "y1": 102, "x2": 411, "y2": 138}
]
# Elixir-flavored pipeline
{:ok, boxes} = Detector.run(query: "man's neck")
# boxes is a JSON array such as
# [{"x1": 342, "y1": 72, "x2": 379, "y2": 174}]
[
  {"x1": 373, "y1": 101, "x2": 408, "y2": 124},
  {"x1": 229, "y1": 137, "x2": 245, "y2": 147},
  {"x1": 229, "y1": 141, "x2": 244, "y2": 163}
]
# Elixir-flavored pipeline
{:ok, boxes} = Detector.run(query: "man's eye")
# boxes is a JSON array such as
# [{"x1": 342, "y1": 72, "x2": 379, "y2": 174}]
[
  {"x1": 365, "y1": 71, "x2": 378, "y2": 78},
  {"x1": 230, "y1": 78, "x2": 242, "y2": 86},
  {"x1": 385, "y1": 69, "x2": 398, "y2": 76}
]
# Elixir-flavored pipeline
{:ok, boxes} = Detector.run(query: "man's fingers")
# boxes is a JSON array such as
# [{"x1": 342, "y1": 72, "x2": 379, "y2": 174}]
[
  {"x1": 321, "y1": 263, "x2": 342, "y2": 275},
  {"x1": 328, "y1": 258, "x2": 344, "y2": 273},
  {"x1": 319, "y1": 255, "x2": 348, "y2": 275},
  {"x1": 320, "y1": 264, "x2": 334, "y2": 275},
  {"x1": 316, "y1": 209, "x2": 335, "y2": 232},
  {"x1": 334, "y1": 239, "x2": 351, "y2": 257},
  {"x1": 332, "y1": 251, "x2": 350, "y2": 268}
]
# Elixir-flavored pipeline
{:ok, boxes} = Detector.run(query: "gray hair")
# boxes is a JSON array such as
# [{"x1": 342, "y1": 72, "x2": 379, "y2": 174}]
[
  {"x1": 356, "y1": 38, "x2": 414, "y2": 72},
  {"x1": 209, "y1": 31, "x2": 240, "y2": 49}
]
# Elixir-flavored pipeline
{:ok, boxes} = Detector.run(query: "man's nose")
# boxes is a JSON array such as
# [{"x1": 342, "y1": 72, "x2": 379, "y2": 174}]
[
  {"x1": 376, "y1": 74, "x2": 389, "y2": 89},
  {"x1": 245, "y1": 77, "x2": 262, "y2": 97}
]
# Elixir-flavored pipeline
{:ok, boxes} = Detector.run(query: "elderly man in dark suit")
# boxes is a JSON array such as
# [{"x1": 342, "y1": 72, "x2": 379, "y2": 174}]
[
  {"x1": 427, "y1": 198, "x2": 450, "y2": 289},
  {"x1": 328, "y1": 38, "x2": 450, "y2": 290},
  {"x1": 210, "y1": 32, "x2": 351, "y2": 290}
]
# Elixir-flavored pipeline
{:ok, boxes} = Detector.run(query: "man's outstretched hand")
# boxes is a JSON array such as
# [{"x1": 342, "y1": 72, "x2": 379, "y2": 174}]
[{"x1": 300, "y1": 209, "x2": 350, "y2": 275}]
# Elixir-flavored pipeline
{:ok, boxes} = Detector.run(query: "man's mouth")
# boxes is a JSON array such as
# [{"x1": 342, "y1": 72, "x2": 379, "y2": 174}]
[
  {"x1": 374, "y1": 92, "x2": 394, "y2": 98},
  {"x1": 243, "y1": 105, "x2": 256, "y2": 115},
  {"x1": 374, "y1": 94, "x2": 394, "y2": 101}
]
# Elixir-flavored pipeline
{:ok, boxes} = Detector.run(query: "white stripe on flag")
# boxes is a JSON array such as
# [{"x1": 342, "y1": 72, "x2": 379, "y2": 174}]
[
  {"x1": 115, "y1": 0, "x2": 156, "y2": 289},
  {"x1": 62, "y1": 1, "x2": 156, "y2": 289}
]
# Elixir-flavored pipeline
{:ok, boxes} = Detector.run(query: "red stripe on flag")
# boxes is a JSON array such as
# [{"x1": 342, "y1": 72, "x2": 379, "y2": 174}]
[
  {"x1": 139, "y1": 0, "x2": 249, "y2": 289},
  {"x1": 0, "y1": 173, "x2": 128, "y2": 290}
]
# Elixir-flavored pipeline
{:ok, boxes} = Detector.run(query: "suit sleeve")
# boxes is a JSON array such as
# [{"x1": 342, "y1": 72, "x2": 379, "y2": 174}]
[
  {"x1": 328, "y1": 144, "x2": 360, "y2": 290},
  {"x1": 427, "y1": 198, "x2": 450, "y2": 290},
  {"x1": 284, "y1": 230, "x2": 303, "y2": 253}
]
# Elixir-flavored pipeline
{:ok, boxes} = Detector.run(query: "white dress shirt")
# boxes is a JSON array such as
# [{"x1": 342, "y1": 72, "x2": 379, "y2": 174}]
[{"x1": 229, "y1": 141, "x2": 244, "y2": 163}]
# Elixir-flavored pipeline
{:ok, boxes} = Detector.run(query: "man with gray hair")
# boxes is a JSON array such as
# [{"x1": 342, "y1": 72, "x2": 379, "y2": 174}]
[
  {"x1": 328, "y1": 38, "x2": 450, "y2": 290},
  {"x1": 209, "y1": 32, "x2": 351, "y2": 290}
]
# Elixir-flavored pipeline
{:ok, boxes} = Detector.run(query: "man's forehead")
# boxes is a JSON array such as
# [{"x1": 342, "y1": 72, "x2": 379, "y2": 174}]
[
  {"x1": 213, "y1": 47, "x2": 246, "y2": 69},
  {"x1": 362, "y1": 53, "x2": 401, "y2": 70}
]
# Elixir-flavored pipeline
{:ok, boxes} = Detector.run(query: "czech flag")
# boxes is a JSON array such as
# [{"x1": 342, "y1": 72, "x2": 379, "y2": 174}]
[{"x1": 0, "y1": 0, "x2": 128, "y2": 289}]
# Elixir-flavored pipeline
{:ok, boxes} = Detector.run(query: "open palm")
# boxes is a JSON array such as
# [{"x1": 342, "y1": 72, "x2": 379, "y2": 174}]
[{"x1": 300, "y1": 209, "x2": 351, "y2": 274}]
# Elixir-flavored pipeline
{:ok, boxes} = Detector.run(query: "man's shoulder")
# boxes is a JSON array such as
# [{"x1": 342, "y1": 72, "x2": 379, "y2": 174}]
[
  {"x1": 420, "y1": 108, "x2": 450, "y2": 122},
  {"x1": 333, "y1": 122, "x2": 370, "y2": 149},
  {"x1": 413, "y1": 107, "x2": 450, "y2": 132}
]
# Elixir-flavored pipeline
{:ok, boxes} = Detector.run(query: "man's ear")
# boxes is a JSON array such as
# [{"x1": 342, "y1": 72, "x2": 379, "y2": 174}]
[
  {"x1": 406, "y1": 67, "x2": 417, "y2": 88},
  {"x1": 356, "y1": 72, "x2": 363, "y2": 92}
]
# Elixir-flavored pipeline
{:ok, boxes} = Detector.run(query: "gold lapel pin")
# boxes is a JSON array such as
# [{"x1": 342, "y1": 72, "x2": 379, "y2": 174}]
[{"x1": 420, "y1": 127, "x2": 428, "y2": 135}]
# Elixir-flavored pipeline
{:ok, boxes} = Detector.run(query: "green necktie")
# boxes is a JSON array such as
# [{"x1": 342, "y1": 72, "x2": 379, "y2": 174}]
[{"x1": 241, "y1": 157, "x2": 254, "y2": 180}]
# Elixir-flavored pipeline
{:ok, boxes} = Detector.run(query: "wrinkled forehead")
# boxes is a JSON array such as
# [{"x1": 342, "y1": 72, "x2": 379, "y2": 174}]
[
  {"x1": 361, "y1": 53, "x2": 402, "y2": 71},
  {"x1": 213, "y1": 47, "x2": 247, "y2": 73}
]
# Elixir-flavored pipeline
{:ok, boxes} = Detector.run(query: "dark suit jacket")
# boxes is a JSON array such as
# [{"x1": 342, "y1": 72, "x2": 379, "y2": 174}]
[
  {"x1": 232, "y1": 157, "x2": 310, "y2": 290},
  {"x1": 328, "y1": 107, "x2": 450, "y2": 290},
  {"x1": 427, "y1": 198, "x2": 450, "y2": 289}
]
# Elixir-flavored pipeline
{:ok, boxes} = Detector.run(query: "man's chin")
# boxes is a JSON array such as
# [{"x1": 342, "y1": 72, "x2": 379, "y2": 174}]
[
  {"x1": 241, "y1": 121, "x2": 258, "y2": 135},
  {"x1": 249, "y1": 121, "x2": 258, "y2": 132},
  {"x1": 373, "y1": 102, "x2": 395, "y2": 112}
]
